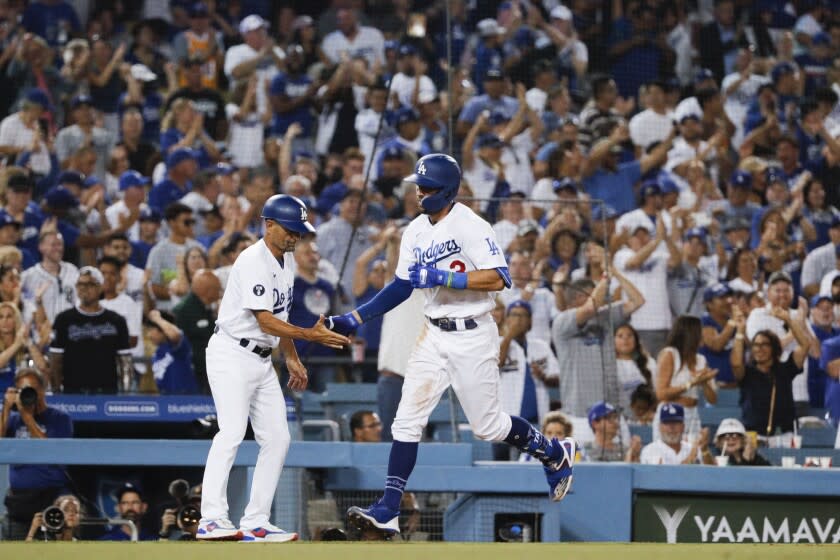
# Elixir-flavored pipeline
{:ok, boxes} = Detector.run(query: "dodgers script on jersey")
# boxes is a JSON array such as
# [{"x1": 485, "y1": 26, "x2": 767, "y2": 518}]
[
  {"x1": 215, "y1": 238, "x2": 296, "y2": 347},
  {"x1": 396, "y1": 202, "x2": 508, "y2": 318}
]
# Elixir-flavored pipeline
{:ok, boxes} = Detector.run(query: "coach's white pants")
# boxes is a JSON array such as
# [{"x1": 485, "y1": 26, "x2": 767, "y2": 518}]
[
  {"x1": 391, "y1": 314, "x2": 512, "y2": 442},
  {"x1": 201, "y1": 335, "x2": 291, "y2": 529}
]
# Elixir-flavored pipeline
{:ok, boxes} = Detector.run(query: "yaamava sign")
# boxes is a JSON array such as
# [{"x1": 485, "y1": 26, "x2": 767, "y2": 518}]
[{"x1": 633, "y1": 494, "x2": 840, "y2": 543}]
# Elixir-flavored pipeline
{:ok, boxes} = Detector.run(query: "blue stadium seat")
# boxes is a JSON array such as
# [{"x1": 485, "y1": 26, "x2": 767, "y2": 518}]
[
  {"x1": 801, "y1": 426, "x2": 838, "y2": 448},
  {"x1": 629, "y1": 424, "x2": 653, "y2": 445},
  {"x1": 319, "y1": 382, "x2": 378, "y2": 421},
  {"x1": 715, "y1": 388, "x2": 740, "y2": 407}
]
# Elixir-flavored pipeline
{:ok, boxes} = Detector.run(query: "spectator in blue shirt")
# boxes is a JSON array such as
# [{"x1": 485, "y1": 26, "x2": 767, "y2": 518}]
[
  {"x1": 608, "y1": 3, "x2": 669, "y2": 98},
  {"x1": 146, "y1": 310, "x2": 198, "y2": 395},
  {"x1": 795, "y1": 98, "x2": 840, "y2": 171},
  {"x1": 700, "y1": 284, "x2": 738, "y2": 387},
  {"x1": 149, "y1": 148, "x2": 198, "y2": 214},
  {"x1": 819, "y1": 334, "x2": 840, "y2": 427},
  {"x1": 98, "y1": 483, "x2": 157, "y2": 541},
  {"x1": 21, "y1": 0, "x2": 80, "y2": 47},
  {"x1": 1, "y1": 368, "x2": 73, "y2": 540},
  {"x1": 581, "y1": 122, "x2": 673, "y2": 216},
  {"x1": 472, "y1": 19, "x2": 505, "y2": 93},
  {"x1": 456, "y1": 68, "x2": 519, "y2": 137},
  {"x1": 130, "y1": 208, "x2": 162, "y2": 269},
  {"x1": 808, "y1": 295, "x2": 839, "y2": 409},
  {"x1": 3, "y1": 174, "x2": 45, "y2": 257},
  {"x1": 795, "y1": 32, "x2": 832, "y2": 96},
  {"x1": 159, "y1": 99, "x2": 221, "y2": 171},
  {"x1": 269, "y1": 44, "x2": 317, "y2": 152}
]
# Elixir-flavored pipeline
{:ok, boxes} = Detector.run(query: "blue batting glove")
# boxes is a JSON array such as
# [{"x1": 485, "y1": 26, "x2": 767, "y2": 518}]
[
  {"x1": 409, "y1": 265, "x2": 447, "y2": 289},
  {"x1": 326, "y1": 313, "x2": 360, "y2": 335}
]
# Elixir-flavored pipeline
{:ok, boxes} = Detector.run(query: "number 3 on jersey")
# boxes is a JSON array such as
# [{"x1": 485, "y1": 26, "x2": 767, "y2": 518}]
[{"x1": 485, "y1": 238, "x2": 500, "y2": 256}]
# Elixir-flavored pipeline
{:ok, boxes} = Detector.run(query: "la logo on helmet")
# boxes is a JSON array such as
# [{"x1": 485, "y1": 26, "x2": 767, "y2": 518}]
[
  {"x1": 418, "y1": 162, "x2": 427, "y2": 175},
  {"x1": 300, "y1": 208, "x2": 307, "y2": 221}
]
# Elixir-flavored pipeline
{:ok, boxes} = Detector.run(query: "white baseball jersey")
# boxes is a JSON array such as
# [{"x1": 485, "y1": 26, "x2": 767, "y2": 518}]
[
  {"x1": 396, "y1": 203, "x2": 508, "y2": 319},
  {"x1": 21, "y1": 263, "x2": 80, "y2": 324},
  {"x1": 214, "y1": 239, "x2": 295, "y2": 347}
]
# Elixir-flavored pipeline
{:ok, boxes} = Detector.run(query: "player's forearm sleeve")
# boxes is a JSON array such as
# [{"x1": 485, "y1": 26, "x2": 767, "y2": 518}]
[{"x1": 356, "y1": 277, "x2": 414, "y2": 323}]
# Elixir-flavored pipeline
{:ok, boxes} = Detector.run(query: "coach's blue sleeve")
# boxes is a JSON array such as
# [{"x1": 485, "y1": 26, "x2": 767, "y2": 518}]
[{"x1": 356, "y1": 277, "x2": 414, "y2": 323}]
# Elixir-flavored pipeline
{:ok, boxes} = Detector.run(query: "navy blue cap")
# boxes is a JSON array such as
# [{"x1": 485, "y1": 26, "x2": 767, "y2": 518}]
[
  {"x1": 395, "y1": 107, "x2": 420, "y2": 126},
  {"x1": 683, "y1": 227, "x2": 707, "y2": 242},
  {"x1": 771, "y1": 62, "x2": 796, "y2": 83},
  {"x1": 812, "y1": 32, "x2": 831, "y2": 46},
  {"x1": 660, "y1": 403, "x2": 685, "y2": 423},
  {"x1": 382, "y1": 145, "x2": 404, "y2": 160},
  {"x1": 552, "y1": 177, "x2": 578, "y2": 194},
  {"x1": 703, "y1": 283, "x2": 732, "y2": 303},
  {"x1": 119, "y1": 170, "x2": 151, "y2": 191},
  {"x1": 397, "y1": 43, "x2": 416, "y2": 57},
  {"x1": 384, "y1": 40, "x2": 399, "y2": 51},
  {"x1": 477, "y1": 134, "x2": 504, "y2": 149},
  {"x1": 729, "y1": 170, "x2": 753, "y2": 189},
  {"x1": 506, "y1": 299, "x2": 532, "y2": 316},
  {"x1": 639, "y1": 180, "x2": 662, "y2": 200},
  {"x1": 139, "y1": 207, "x2": 162, "y2": 222},
  {"x1": 484, "y1": 67, "x2": 504, "y2": 81},
  {"x1": 57, "y1": 171, "x2": 85, "y2": 187},
  {"x1": 70, "y1": 94, "x2": 93, "y2": 109},
  {"x1": 0, "y1": 209, "x2": 22, "y2": 228},
  {"x1": 83, "y1": 175, "x2": 102, "y2": 189},
  {"x1": 588, "y1": 401, "x2": 617, "y2": 426},
  {"x1": 24, "y1": 88, "x2": 51, "y2": 110},
  {"x1": 215, "y1": 162, "x2": 238, "y2": 176},
  {"x1": 189, "y1": 2, "x2": 209, "y2": 17},
  {"x1": 44, "y1": 187, "x2": 79, "y2": 209},
  {"x1": 765, "y1": 166, "x2": 786, "y2": 185},
  {"x1": 514, "y1": 27, "x2": 534, "y2": 47},
  {"x1": 811, "y1": 294, "x2": 832, "y2": 308},
  {"x1": 591, "y1": 204, "x2": 618, "y2": 221},
  {"x1": 659, "y1": 175, "x2": 679, "y2": 194},
  {"x1": 116, "y1": 482, "x2": 144, "y2": 502},
  {"x1": 694, "y1": 68, "x2": 715, "y2": 85},
  {"x1": 166, "y1": 147, "x2": 198, "y2": 168}
]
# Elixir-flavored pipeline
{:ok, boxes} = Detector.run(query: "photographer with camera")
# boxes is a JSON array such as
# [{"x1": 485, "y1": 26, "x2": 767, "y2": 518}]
[
  {"x1": 159, "y1": 480, "x2": 202, "y2": 541},
  {"x1": 1, "y1": 368, "x2": 73, "y2": 540},
  {"x1": 26, "y1": 494, "x2": 82, "y2": 541}
]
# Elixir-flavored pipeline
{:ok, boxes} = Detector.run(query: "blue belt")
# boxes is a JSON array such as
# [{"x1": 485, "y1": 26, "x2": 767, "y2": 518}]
[
  {"x1": 214, "y1": 325, "x2": 272, "y2": 358},
  {"x1": 427, "y1": 317, "x2": 478, "y2": 332}
]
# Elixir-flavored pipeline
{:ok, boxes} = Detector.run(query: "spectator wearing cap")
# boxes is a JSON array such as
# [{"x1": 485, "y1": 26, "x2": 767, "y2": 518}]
[
  {"x1": 607, "y1": 3, "x2": 669, "y2": 99},
  {"x1": 146, "y1": 203, "x2": 203, "y2": 312},
  {"x1": 552, "y1": 267, "x2": 645, "y2": 416},
  {"x1": 640, "y1": 403, "x2": 714, "y2": 465},
  {"x1": 146, "y1": 309, "x2": 198, "y2": 395},
  {"x1": 119, "y1": 62, "x2": 166, "y2": 148},
  {"x1": 290, "y1": 238, "x2": 337, "y2": 392},
  {"x1": 582, "y1": 122, "x2": 673, "y2": 216},
  {"x1": 268, "y1": 44, "x2": 317, "y2": 149},
  {"x1": 160, "y1": 99, "x2": 222, "y2": 172},
  {"x1": 667, "y1": 227, "x2": 719, "y2": 319},
  {"x1": 173, "y1": 269, "x2": 222, "y2": 394},
  {"x1": 697, "y1": 0, "x2": 741, "y2": 84},
  {"x1": 794, "y1": 0, "x2": 829, "y2": 48},
  {"x1": 585, "y1": 402, "x2": 635, "y2": 462},
  {"x1": 808, "y1": 294, "x2": 838, "y2": 408},
  {"x1": 722, "y1": 47, "x2": 772, "y2": 149},
  {"x1": 542, "y1": 5, "x2": 588, "y2": 90},
  {"x1": 180, "y1": 169, "x2": 221, "y2": 237},
  {"x1": 20, "y1": 230, "x2": 78, "y2": 325},
  {"x1": 165, "y1": 57, "x2": 227, "y2": 141},
  {"x1": 149, "y1": 148, "x2": 198, "y2": 214},
  {"x1": 315, "y1": 148, "x2": 365, "y2": 216},
  {"x1": 105, "y1": 170, "x2": 152, "y2": 244},
  {"x1": 795, "y1": 98, "x2": 840, "y2": 172},
  {"x1": 614, "y1": 180, "x2": 672, "y2": 249},
  {"x1": 2, "y1": 173, "x2": 45, "y2": 256},
  {"x1": 665, "y1": 101, "x2": 722, "y2": 177},
  {"x1": 714, "y1": 418, "x2": 770, "y2": 466},
  {"x1": 771, "y1": 62, "x2": 803, "y2": 123},
  {"x1": 0, "y1": 367, "x2": 73, "y2": 540},
  {"x1": 498, "y1": 300, "x2": 559, "y2": 424},
  {"x1": 0, "y1": 89, "x2": 53, "y2": 176},
  {"x1": 488, "y1": 88, "x2": 541, "y2": 197},
  {"x1": 456, "y1": 68, "x2": 518, "y2": 138},
  {"x1": 172, "y1": 2, "x2": 224, "y2": 90},
  {"x1": 224, "y1": 14, "x2": 280, "y2": 115},
  {"x1": 709, "y1": 170, "x2": 762, "y2": 234},
  {"x1": 629, "y1": 80, "x2": 675, "y2": 156},
  {"x1": 462, "y1": 126, "x2": 509, "y2": 216},
  {"x1": 389, "y1": 43, "x2": 437, "y2": 110},
  {"x1": 700, "y1": 283, "x2": 740, "y2": 387},
  {"x1": 0, "y1": 210, "x2": 37, "y2": 271},
  {"x1": 55, "y1": 95, "x2": 115, "y2": 179},
  {"x1": 355, "y1": 78, "x2": 395, "y2": 171},
  {"x1": 589, "y1": 205, "x2": 619, "y2": 245},
  {"x1": 321, "y1": 8, "x2": 385, "y2": 68},
  {"x1": 732, "y1": 306, "x2": 810, "y2": 437},
  {"x1": 373, "y1": 107, "x2": 429, "y2": 182},
  {"x1": 223, "y1": 75, "x2": 272, "y2": 171},
  {"x1": 510, "y1": 219, "x2": 540, "y2": 255},
  {"x1": 471, "y1": 19, "x2": 506, "y2": 94},
  {"x1": 50, "y1": 266, "x2": 133, "y2": 394},
  {"x1": 801, "y1": 176, "x2": 840, "y2": 251},
  {"x1": 613, "y1": 216, "x2": 680, "y2": 356},
  {"x1": 21, "y1": 0, "x2": 80, "y2": 47},
  {"x1": 130, "y1": 208, "x2": 163, "y2": 269},
  {"x1": 99, "y1": 483, "x2": 156, "y2": 540}
]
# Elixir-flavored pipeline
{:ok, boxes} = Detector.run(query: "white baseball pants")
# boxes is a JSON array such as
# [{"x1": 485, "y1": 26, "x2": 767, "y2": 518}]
[
  {"x1": 201, "y1": 335, "x2": 291, "y2": 529},
  {"x1": 391, "y1": 314, "x2": 512, "y2": 442}
]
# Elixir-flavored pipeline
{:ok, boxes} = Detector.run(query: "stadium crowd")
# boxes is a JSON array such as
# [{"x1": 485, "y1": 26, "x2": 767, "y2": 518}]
[{"x1": 1, "y1": 1, "x2": 840, "y2": 533}]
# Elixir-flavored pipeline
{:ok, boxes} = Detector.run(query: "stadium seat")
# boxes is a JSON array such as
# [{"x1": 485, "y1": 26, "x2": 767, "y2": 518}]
[{"x1": 319, "y1": 383, "x2": 378, "y2": 421}]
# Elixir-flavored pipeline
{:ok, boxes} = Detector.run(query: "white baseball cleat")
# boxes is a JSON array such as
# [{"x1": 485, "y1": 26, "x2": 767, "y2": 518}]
[
  {"x1": 240, "y1": 523, "x2": 299, "y2": 543},
  {"x1": 196, "y1": 518, "x2": 244, "y2": 541}
]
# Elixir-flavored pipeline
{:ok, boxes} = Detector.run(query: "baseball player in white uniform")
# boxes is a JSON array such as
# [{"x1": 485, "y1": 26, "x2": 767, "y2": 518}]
[
  {"x1": 197, "y1": 194, "x2": 349, "y2": 542},
  {"x1": 328, "y1": 154, "x2": 576, "y2": 534}
]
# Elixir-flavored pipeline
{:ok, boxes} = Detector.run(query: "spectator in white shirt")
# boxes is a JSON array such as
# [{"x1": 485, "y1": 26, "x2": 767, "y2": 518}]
[
  {"x1": 98, "y1": 256, "x2": 142, "y2": 354},
  {"x1": 105, "y1": 171, "x2": 151, "y2": 243},
  {"x1": 639, "y1": 403, "x2": 715, "y2": 465},
  {"x1": 0, "y1": 89, "x2": 52, "y2": 176},
  {"x1": 355, "y1": 77, "x2": 393, "y2": 170},
  {"x1": 223, "y1": 15, "x2": 281, "y2": 114},
  {"x1": 493, "y1": 192, "x2": 527, "y2": 253},
  {"x1": 721, "y1": 48, "x2": 770, "y2": 148},
  {"x1": 746, "y1": 271, "x2": 813, "y2": 359},
  {"x1": 321, "y1": 8, "x2": 385, "y2": 69},
  {"x1": 629, "y1": 80, "x2": 675, "y2": 156},
  {"x1": 180, "y1": 169, "x2": 221, "y2": 237},
  {"x1": 389, "y1": 44, "x2": 436, "y2": 109},
  {"x1": 500, "y1": 250, "x2": 558, "y2": 345}
]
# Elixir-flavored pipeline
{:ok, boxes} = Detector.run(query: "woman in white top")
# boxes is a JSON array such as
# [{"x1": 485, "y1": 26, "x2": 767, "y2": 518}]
[
  {"x1": 614, "y1": 324, "x2": 657, "y2": 414},
  {"x1": 726, "y1": 247, "x2": 761, "y2": 295},
  {"x1": 655, "y1": 315, "x2": 718, "y2": 439}
]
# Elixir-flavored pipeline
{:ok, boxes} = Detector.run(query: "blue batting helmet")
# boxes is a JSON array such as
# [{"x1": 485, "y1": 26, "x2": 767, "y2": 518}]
[
  {"x1": 403, "y1": 153, "x2": 461, "y2": 214},
  {"x1": 261, "y1": 194, "x2": 315, "y2": 234}
]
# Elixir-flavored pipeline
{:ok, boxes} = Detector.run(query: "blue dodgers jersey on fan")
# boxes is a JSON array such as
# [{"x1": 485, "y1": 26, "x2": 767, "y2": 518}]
[
  {"x1": 5, "y1": 408, "x2": 73, "y2": 489},
  {"x1": 152, "y1": 336, "x2": 198, "y2": 394},
  {"x1": 395, "y1": 203, "x2": 509, "y2": 319},
  {"x1": 269, "y1": 72, "x2": 314, "y2": 137},
  {"x1": 289, "y1": 276, "x2": 336, "y2": 357}
]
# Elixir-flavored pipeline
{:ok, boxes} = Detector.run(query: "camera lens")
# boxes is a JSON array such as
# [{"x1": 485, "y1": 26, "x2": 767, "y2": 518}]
[
  {"x1": 19, "y1": 386, "x2": 37, "y2": 408},
  {"x1": 168, "y1": 479, "x2": 190, "y2": 500},
  {"x1": 42, "y1": 506, "x2": 65, "y2": 533},
  {"x1": 178, "y1": 505, "x2": 201, "y2": 528}
]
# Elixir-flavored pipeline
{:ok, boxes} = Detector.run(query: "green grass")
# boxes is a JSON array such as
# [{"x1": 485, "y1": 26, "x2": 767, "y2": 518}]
[{"x1": 1, "y1": 542, "x2": 839, "y2": 560}]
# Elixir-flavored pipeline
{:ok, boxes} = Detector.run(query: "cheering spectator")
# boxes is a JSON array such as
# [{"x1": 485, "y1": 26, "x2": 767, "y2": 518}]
[
  {"x1": 746, "y1": 272, "x2": 814, "y2": 365},
  {"x1": 167, "y1": 246, "x2": 209, "y2": 308},
  {"x1": 608, "y1": 3, "x2": 671, "y2": 99},
  {"x1": 146, "y1": 309, "x2": 198, "y2": 395},
  {"x1": 629, "y1": 80, "x2": 674, "y2": 156},
  {"x1": 149, "y1": 148, "x2": 198, "y2": 214},
  {"x1": 20, "y1": 232, "x2": 78, "y2": 324},
  {"x1": 552, "y1": 267, "x2": 645, "y2": 416},
  {"x1": 732, "y1": 304, "x2": 810, "y2": 437},
  {"x1": 320, "y1": 8, "x2": 385, "y2": 69},
  {"x1": 225, "y1": 75, "x2": 272, "y2": 171},
  {"x1": 500, "y1": 250, "x2": 557, "y2": 345},
  {"x1": 172, "y1": 269, "x2": 221, "y2": 394},
  {"x1": 585, "y1": 401, "x2": 636, "y2": 463},
  {"x1": 456, "y1": 68, "x2": 518, "y2": 138},
  {"x1": 54, "y1": 94, "x2": 115, "y2": 179},
  {"x1": 807, "y1": 294, "x2": 838, "y2": 409},
  {"x1": 725, "y1": 248, "x2": 760, "y2": 294},
  {"x1": 640, "y1": 403, "x2": 715, "y2": 465},
  {"x1": 0, "y1": 302, "x2": 48, "y2": 392},
  {"x1": 352, "y1": 232, "x2": 393, "y2": 383},
  {"x1": 119, "y1": 108, "x2": 158, "y2": 176},
  {"x1": 104, "y1": 171, "x2": 149, "y2": 244},
  {"x1": 629, "y1": 384, "x2": 658, "y2": 425},
  {"x1": 700, "y1": 283, "x2": 739, "y2": 387},
  {"x1": 172, "y1": 3, "x2": 224, "y2": 90},
  {"x1": 165, "y1": 57, "x2": 226, "y2": 140},
  {"x1": 180, "y1": 169, "x2": 221, "y2": 237},
  {"x1": 667, "y1": 227, "x2": 718, "y2": 318},
  {"x1": 159, "y1": 100, "x2": 220, "y2": 171},
  {"x1": 714, "y1": 418, "x2": 770, "y2": 467},
  {"x1": 802, "y1": 215, "x2": 840, "y2": 298},
  {"x1": 614, "y1": 324, "x2": 656, "y2": 414},
  {"x1": 1, "y1": 368, "x2": 73, "y2": 540},
  {"x1": 0, "y1": 89, "x2": 53, "y2": 177},
  {"x1": 145, "y1": 203, "x2": 202, "y2": 312}
]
